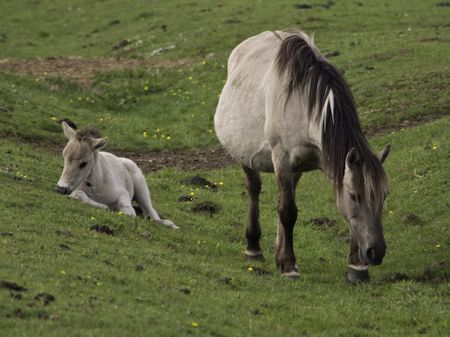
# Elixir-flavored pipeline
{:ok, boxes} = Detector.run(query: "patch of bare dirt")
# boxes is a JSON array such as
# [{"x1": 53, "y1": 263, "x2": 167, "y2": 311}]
[
  {"x1": 116, "y1": 147, "x2": 234, "y2": 172},
  {"x1": 0, "y1": 57, "x2": 191, "y2": 86},
  {"x1": 364, "y1": 112, "x2": 448, "y2": 138}
]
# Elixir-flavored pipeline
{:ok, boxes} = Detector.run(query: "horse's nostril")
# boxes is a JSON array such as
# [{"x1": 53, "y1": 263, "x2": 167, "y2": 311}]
[{"x1": 366, "y1": 248, "x2": 377, "y2": 264}]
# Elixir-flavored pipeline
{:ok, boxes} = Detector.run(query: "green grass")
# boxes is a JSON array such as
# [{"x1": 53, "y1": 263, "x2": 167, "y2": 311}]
[
  {"x1": 0, "y1": 0, "x2": 449, "y2": 150},
  {"x1": 0, "y1": 0, "x2": 449, "y2": 335},
  {"x1": 1, "y1": 115, "x2": 449, "y2": 337}
]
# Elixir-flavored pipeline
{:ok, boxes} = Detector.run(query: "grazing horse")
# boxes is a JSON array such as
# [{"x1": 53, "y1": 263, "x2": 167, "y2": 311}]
[
  {"x1": 214, "y1": 31, "x2": 390, "y2": 283},
  {"x1": 55, "y1": 121, "x2": 178, "y2": 230}
]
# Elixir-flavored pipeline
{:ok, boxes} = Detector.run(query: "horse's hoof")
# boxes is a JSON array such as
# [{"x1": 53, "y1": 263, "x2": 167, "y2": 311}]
[
  {"x1": 244, "y1": 250, "x2": 264, "y2": 261},
  {"x1": 281, "y1": 270, "x2": 300, "y2": 279},
  {"x1": 346, "y1": 266, "x2": 370, "y2": 284},
  {"x1": 281, "y1": 264, "x2": 300, "y2": 279}
]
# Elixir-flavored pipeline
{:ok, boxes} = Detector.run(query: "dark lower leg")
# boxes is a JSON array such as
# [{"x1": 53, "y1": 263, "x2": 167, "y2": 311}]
[
  {"x1": 242, "y1": 166, "x2": 263, "y2": 258},
  {"x1": 346, "y1": 235, "x2": 370, "y2": 284},
  {"x1": 275, "y1": 171, "x2": 299, "y2": 276}
]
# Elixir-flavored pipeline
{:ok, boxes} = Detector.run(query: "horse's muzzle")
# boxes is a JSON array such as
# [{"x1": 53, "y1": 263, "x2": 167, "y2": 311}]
[
  {"x1": 55, "y1": 185, "x2": 71, "y2": 195},
  {"x1": 360, "y1": 243, "x2": 386, "y2": 266}
]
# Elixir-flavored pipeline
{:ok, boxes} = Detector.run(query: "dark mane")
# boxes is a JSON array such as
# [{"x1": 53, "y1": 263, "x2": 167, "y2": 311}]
[
  {"x1": 276, "y1": 32, "x2": 387, "y2": 205},
  {"x1": 77, "y1": 127, "x2": 102, "y2": 140}
]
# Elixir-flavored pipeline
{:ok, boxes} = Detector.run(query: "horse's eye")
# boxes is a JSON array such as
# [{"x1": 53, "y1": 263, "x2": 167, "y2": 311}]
[
  {"x1": 79, "y1": 161, "x2": 88, "y2": 169},
  {"x1": 349, "y1": 193, "x2": 356, "y2": 202}
]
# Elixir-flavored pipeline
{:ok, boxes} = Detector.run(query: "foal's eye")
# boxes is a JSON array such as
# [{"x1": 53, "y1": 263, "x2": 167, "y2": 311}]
[
  {"x1": 349, "y1": 193, "x2": 357, "y2": 202},
  {"x1": 79, "y1": 161, "x2": 88, "y2": 169}
]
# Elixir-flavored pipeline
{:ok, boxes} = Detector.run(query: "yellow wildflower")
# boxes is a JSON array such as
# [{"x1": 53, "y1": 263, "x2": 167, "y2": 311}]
[
  {"x1": 143, "y1": 131, "x2": 148, "y2": 138},
  {"x1": 191, "y1": 322, "x2": 199, "y2": 327},
  {"x1": 248, "y1": 267, "x2": 253, "y2": 272}
]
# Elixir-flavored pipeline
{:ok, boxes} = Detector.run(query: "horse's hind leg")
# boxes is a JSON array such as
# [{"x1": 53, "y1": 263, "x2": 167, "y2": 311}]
[
  {"x1": 242, "y1": 165, "x2": 264, "y2": 261},
  {"x1": 346, "y1": 235, "x2": 370, "y2": 284},
  {"x1": 273, "y1": 151, "x2": 301, "y2": 278}
]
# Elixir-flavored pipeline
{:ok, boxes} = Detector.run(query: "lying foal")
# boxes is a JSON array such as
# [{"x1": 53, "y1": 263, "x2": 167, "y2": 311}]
[{"x1": 55, "y1": 121, "x2": 178, "y2": 229}]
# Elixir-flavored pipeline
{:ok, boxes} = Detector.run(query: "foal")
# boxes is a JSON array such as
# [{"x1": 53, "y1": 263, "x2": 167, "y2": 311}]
[{"x1": 55, "y1": 122, "x2": 178, "y2": 229}]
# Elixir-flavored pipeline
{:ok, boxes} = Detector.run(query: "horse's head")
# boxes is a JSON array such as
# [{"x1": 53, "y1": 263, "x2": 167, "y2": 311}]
[
  {"x1": 55, "y1": 122, "x2": 108, "y2": 195},
  {"x1": 337, "y1": 145, "x2": 391, "y2": 266}
]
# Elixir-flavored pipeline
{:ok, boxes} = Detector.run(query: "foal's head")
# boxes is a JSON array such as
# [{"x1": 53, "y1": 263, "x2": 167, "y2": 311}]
[
  {"x1": 336, "y1": 145, "x2": 391, "y2": 266},
  {"x1": 55, "y1": 122, "x2": 108, "y2": 195}
]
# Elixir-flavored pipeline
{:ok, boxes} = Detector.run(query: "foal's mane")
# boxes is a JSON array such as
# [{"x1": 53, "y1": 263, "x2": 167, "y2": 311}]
[
  {"x1": 276, "y1": 32, "x2": 387, "y2": 205},
  {"x1": 77, "y1": 127, "x2": 102, "y2": 140}
]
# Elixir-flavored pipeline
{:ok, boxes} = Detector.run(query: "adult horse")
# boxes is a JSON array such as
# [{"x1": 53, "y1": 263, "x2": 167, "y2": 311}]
[{"x1": 214, "y1": 31, "x2": 390, "y2": 283}]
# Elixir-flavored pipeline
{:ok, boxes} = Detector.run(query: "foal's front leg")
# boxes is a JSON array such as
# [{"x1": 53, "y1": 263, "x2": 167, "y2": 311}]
[
  {"x1": 346, "y1": 235, "x2": 370, "y2": 284},
  {"x1": 70, "y1": 190, "x2": 109, "y2": 209},
  {"x1": 117, "y1": 196, "x2": 136, "y2": 216},
  {"x1": 273, "y1": 152, "x2": 300, "y2": 278},
  {"x1": 242, "y1": 165, "x2": 263, "y2": 261}
]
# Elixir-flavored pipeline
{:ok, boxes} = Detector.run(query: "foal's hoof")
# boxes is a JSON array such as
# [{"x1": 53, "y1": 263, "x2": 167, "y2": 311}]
[
  {"x1": 244, "y1": 250, "x2": 264, "y2": 262},
  {"x1": 346, "y1": 265, "x2": 370, "y2": 284},
  {"x1": 159, "y1": 219, "x2": 179, "y2": 230}
]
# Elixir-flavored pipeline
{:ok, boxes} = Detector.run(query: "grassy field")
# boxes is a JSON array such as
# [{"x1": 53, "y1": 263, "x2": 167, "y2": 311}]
[
  {"x1": 0, "y1": 0, "x2": 449, "y2": 150},
  {"x1": 1, "y1": 115, "x2": 449, "y2": 337},
  {"x1": 0, "y1": 0, "x2": 449, "y2": 336}
]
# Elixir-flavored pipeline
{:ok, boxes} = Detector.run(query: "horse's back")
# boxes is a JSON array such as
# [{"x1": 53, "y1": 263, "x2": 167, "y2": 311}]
[{"x1": 215, "y1": 31, "x2": 285, "y2": 170}]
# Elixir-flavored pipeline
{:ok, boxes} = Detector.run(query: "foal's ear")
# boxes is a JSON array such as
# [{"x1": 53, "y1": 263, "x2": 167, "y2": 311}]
[
  {"x1": 345, "y1": 147, "x2": 360, "y2": 168},
  {"x1": 62, "y1": 122, "x2": 77, "y2": 139},
  {"x1": 91, "y1": 137, "x2": 108, "y2": 151},
  {"x1": 378, "y1": 144, "x2": 391, "y2": 164}
]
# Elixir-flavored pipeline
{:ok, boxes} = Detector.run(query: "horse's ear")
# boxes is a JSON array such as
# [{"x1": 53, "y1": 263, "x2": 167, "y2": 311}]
[
  {"x1": 378, "y1": 144, "x2": 391, "y2": 164},
  {"x1": 91, "y1": 137, "x2": 108, "y2": 151},
  {"x1": 62, "y1": 122, "x2": 77, "y2": 139},
  {"x1": 345, "y1": 147, "x2": 359, "y2": 169}
]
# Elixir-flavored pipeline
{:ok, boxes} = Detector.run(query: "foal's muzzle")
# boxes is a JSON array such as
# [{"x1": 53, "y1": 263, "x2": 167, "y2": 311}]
[{"x1": 55, "y1": 185, "x2": 71, "y2": 195}]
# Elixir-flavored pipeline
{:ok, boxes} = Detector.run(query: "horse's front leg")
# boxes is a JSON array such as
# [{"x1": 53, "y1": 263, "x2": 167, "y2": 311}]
[
  {"x1": 273, "y1": 151, "x2": 301, "y2": 278},
  {"x1": 242, "y1": 165, "x2": 264, "y2": 261},
  {"x1": 346, "y1": 235, "x2": 370, "y2": 284}
]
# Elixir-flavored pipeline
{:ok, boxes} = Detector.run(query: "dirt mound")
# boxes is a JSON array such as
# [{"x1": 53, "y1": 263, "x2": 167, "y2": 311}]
[{"x1": 0, "y1": 57, "x2": 190, "y2": 86}]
